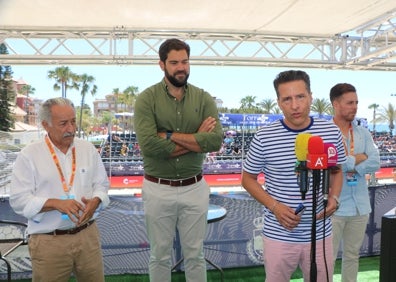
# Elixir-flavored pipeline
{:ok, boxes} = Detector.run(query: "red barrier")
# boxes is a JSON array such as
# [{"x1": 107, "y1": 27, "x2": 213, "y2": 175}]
[{"x1": 109, "y1": 168, "x2": 393, "y2": 189}]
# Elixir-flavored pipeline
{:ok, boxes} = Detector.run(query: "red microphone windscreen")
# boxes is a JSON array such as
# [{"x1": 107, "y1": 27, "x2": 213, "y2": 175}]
[
  {"x1": 308, "y1": 136, "x2": 324, "y2": 154},
  {"x1": 307, "y1": 136, "x2": 327, "y2": 169}
]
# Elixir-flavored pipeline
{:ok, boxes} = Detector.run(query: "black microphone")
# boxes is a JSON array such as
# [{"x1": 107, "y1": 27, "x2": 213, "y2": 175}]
[
  {"x1": 295, "y1": 133, "x2": 311, "y2": 200},
  {"x1": 322, "y1": 168, "x2": 330, "y2": 205}
]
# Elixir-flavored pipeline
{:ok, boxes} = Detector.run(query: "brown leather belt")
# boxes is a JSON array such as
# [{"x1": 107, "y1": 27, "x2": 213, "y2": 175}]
[
  {"x1": 43, "y1": 220, "x2": 95, "y2": 235},
  {"x1": 144, "y1": 173, "x2": 202, "y2": 187}
]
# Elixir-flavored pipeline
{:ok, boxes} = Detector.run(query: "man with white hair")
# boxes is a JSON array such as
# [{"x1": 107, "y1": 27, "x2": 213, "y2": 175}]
[{"x1": 10, "y1": 97, "x2": 110, "y2": 282}]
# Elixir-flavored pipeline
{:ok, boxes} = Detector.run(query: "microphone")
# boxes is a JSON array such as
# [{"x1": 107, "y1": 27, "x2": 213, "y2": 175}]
[
  {"x1": 307, "y1": 136, "x2": 328, "y2": 170},
  {"x1": 322, "y1": 143, "x2": 338, "y2": 204},
  {"x1": 307, "y1": 136, "x2": 328, "y2": 198},
  {"x1": 324, "y1": 143, "x2": 338, "y2": 168},
  {"x1": 295, "y1": 133, "x2": 311, "y2": 200}
]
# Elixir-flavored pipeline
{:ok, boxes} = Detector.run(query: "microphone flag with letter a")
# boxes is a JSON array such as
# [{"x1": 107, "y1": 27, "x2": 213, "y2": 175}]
[{"x1": 307, "y1": 136, "x2": 328, "y2": 170}]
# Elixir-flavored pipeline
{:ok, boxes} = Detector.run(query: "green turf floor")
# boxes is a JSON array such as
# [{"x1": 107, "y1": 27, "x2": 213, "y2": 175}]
[{"x1": 12, "y1": 255, "x2": 380, "y2": 281}]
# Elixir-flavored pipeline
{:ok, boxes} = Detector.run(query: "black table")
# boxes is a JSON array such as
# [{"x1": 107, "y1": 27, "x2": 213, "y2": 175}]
[
  {"x1": 380, "y1": 207, "x2": 396, "y2": 282},
  {"x1": 172, "y1": 204, "x2": 227, "y2": 281}
]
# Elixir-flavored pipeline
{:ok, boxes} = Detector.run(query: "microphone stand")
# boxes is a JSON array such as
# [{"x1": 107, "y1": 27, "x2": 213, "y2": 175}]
[{"x1": 310, "y1": 169, "x2": 321, "y2": 282}]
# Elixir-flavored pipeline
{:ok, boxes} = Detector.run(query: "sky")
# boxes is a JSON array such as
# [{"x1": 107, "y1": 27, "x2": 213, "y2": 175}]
[{"x1": 10, "y1": 64, "x2": 395, "y2": 129}]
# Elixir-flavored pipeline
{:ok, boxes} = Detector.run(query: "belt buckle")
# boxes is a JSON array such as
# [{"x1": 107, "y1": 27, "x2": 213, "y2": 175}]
[
  {"x1": 65, "y1": 221, "x2": 89, "y2": 235},
  {"x1": 67, "y1": 228, "x2": 78, "y2": 235}
]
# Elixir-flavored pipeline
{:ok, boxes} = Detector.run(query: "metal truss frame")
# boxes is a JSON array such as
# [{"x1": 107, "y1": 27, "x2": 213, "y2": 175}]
[{"x1": 1, "y1": 13, "x2": 396, "y2": 71}]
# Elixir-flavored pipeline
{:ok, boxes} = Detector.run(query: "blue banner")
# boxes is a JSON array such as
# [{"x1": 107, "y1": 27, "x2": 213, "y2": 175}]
[{"x1": 219, "y1": 113, "x2": 367, "y2": 128}]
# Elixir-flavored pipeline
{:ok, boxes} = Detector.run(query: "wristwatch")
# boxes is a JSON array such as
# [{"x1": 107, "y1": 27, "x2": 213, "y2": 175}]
[
  {"x1": 166, "y1": 131, "x2": 173, "y2": 140},
  {"x1": 332, "y1": 195, "x2": 340, "y2": 210}
]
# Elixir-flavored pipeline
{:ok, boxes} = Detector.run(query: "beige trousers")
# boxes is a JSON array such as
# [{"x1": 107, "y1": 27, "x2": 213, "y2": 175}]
[{"x1": 28, "y1": 222, "x2": 105, "y2": 282}]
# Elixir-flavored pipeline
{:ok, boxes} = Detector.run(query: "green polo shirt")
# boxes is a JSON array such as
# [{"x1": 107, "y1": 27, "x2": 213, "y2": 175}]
[{"x1": 134, "y1": 79, "x2": 223, "y2": 179}]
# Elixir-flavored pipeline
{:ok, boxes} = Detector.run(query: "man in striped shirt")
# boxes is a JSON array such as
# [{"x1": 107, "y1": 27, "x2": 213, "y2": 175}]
[{"x1": 242, "y1": 70, "x2": 346, "y2": 282}]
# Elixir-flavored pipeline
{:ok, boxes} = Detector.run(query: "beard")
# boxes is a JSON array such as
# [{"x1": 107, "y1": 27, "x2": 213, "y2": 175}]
[{"x1": 165, "y1": 69, "x2": 189, "y2": 88}]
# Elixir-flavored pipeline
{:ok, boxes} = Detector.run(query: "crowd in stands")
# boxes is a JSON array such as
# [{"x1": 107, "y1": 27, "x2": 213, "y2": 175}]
[
  {"x1": 373, "y1": 132, "x2": 396, "y2": 153},
  {"x1": 372, "y1": 132, "x2": 396, "y2": 167},
  {"x1": 98, "y1": 131, "x2": 396, "y2": 166},
  {"x1": 101, "y1": 133, "x2": 141, "y2": 160}
]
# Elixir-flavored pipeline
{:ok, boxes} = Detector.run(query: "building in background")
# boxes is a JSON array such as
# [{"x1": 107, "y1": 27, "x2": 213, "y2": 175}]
[{"x1": 11, "y1": 77, "x2": 41, "y2": 127}]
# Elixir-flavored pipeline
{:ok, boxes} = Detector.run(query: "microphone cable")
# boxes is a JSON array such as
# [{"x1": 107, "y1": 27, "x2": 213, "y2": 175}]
[{"x1": 322, "y1": 197, "x2": 330, "y2": 282}]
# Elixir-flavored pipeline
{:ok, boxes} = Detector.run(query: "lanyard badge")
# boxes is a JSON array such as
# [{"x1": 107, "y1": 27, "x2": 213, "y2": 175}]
[{"x1": 45, "y1": 135, "x2": 76, "y2": 195}]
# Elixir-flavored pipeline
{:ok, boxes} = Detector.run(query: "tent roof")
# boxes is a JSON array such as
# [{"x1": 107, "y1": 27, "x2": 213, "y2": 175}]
[
  {"x1": 1, "y1": 0, "x2": 395, "y2": 36},
  {"x1": 1, "y1": 0, "x2": 396, "y2": 70}
]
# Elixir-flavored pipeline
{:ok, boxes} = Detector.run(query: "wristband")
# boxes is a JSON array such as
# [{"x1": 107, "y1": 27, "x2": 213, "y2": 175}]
[
  {"x1": 332, "y1": 195, "x2": 340, "y2": 210},
  {"x1": 166, "y1": 131, "x2": 173, "y2": 140}
]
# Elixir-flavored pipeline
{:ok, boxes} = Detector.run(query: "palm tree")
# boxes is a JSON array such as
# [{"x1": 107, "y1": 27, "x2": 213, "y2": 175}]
[
  {"x1": 273, "y1": 107, "x2": 282, "y2": 114},
  {"x1": 376, "y1": 103, "x2": 396, "y2": 136},
  {"x1": 111, "y1": 88, "x2": 122, "y2": 113},
  {"x1": 122, "y1": 86, "x2": 139, "y2": 131},
  {"x1": 311, "y1": 98, "x2": 332, "y2": 117},
  {"x1": 20, "y1": 84, "x2": 35, "y2": 124},
  {"x1": 76, "y1": 74, "x2": 97, "y2": 137},
  {"x1": 240, "y1": 95, "x2": 257, "y2": 113},
  {"x1": 257, "y1": 98, "x2": 276, "y2": 114},
  {"x1": 368, "y1": 103, "x2": 379, "y2": 136},
  {"x1": 101, "y1": 111, "x2": 113, "y2": 127},
  {"x1": 122, "y1": 86, "x2": 139, "y2": 111},
  {"x1": 47, "y1": 66, "x2": 79, "y2": 98}
]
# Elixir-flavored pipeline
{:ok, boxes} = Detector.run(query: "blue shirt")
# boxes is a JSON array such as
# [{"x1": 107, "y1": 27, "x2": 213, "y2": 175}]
[{"x1": 334, "y1": 121, "x2": 380, "y2": 216}]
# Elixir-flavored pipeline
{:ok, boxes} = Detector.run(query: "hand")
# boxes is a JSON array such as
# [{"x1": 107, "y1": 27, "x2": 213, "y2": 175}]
[
  {"x1": 58, "y1": 198, "x2": 84, "y2": 224},
  {"x1": 198, "y1": 116, "x2": 216, "y2": 133},
  {"x1": 78, "y1": 197, "x2": 101, "y2": 226},
  {"x1": 157, "y1": 132, "x2": 166, "y2": 139},
  {"x1": 316, "y1": 197, "x2": 338, "y2": 219},
  {"x1": 273, "y1": 202, "x2": 301, "y2": 231},
  {"x1": 354, "y1": 153, "x2": 368, "y2": 166}
]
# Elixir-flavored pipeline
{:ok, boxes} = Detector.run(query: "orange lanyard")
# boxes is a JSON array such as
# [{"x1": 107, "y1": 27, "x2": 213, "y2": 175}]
[
  {"x1": 342, "y1": 124, "x2": 354, "y2": 156},
  {"x1": 45, "y1": 135, "x2": 76, "y2": 194}
]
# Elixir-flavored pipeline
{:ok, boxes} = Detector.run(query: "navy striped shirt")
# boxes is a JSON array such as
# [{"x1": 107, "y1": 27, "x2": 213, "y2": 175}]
[{"x1": 243, "y1": 117, "x2": 347, "y2": 243}]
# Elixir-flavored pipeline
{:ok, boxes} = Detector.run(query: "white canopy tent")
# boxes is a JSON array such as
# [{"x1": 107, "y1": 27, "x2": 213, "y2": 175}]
[
  {"x1": 1, "y1": 0, "x2": 396, "y2": 70},
  {"x1": 0, "y1": 0, "x2": 394, "y2": 35}
]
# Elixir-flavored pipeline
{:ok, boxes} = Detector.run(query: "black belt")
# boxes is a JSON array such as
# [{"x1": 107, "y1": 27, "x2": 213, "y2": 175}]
[
  {"x1": 43, "y1": 220, "x2": 95, "y2": 235},
  {"x1": 144, "y1": 173, "x2": 202, "y2": 187}
]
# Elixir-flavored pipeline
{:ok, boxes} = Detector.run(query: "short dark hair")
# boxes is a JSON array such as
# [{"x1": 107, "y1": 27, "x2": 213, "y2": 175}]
[
  {"x1": 158, "y1": 38, "x2": 190, "y2": 62},
  {"x1": 273, "y1": 70, "x2": 311, "y2": 98},
  {"x1": 329, "y1": 83, "x2": 356, "y2": 103}
]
